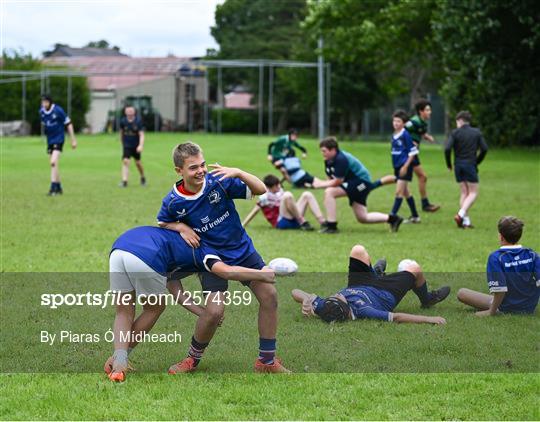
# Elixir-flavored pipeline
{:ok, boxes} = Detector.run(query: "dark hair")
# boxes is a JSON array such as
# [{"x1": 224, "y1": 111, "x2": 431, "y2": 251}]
[
  {"x1": 456, "y1": 110, "x2": 472, "y2": 123},
  {"x1": 414, "y1": 99, "x2": 431, "y2": 114},
  {"x1": 41, "y1": 94, "x2": 53, "y2": 103},
  {"x1": 392, "y1": 109, "x2": 409, "y2": 122},
  {"x1": 316, "y1": 297, "x2": 350, "y2": 323},
  {"x1": 498, "y1": 216, "x2": 524, "y2": 244},
  {"x1": 288, "y1": 128, "x2": 298, "y2": 137},
  {"x1": 319, "y1": 136, "x2": 339, "y2": 150},
  {"x1": 263, "y1": 174, "x2": 280, "y2": 188}
]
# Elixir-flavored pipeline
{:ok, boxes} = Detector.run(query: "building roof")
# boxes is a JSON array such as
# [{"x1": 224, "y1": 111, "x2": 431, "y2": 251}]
[
  {"x1": 47, "y1": 46, "x2": 127, "y2": 57},
  {"x1": 225, "y1": 92, "x2": 255, "y2": 109}
]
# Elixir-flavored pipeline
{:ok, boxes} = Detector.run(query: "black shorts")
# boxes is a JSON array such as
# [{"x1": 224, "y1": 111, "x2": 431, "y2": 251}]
[
  {"x1": 347, "y1": 257, "x2": 416, "y2": 303},
  {"x1": 271, "y1": 157, "x2": 284, "y2": 168},
  {"x1": 394, "y1": 165, "x2": 414, "y2": 182},
  {"x1": 293, "y1": 173, "x2": 315, "y2": 188},
  {"x1": 47, "y1": 143, "x2": 64, "y2": 154},
  {"x1": 454, "y1": 161, "x2": 478, "y2": 183},
  {"x1": 411, "y1": 154, "x2": 421, "y2": 167},
  {"x1": 200, "y1": 251, "x2": 265, "y2": 292},
  {"x1": 342, "y1": 178, "x2": 373, "y2": 206},
  {"x1": 123, "y1": 146, "x2": 141, "y2": 160}
]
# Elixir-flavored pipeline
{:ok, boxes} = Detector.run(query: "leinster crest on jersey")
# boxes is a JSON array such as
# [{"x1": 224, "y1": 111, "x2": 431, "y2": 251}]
[{"x1": 208, "y1": 189, "x2": 221, "y2": 204}]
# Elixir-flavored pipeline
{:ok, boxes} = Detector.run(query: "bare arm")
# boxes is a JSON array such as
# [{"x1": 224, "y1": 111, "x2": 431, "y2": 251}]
[
  {"x1": 477, "y1": 292, "x2": 505, "y2": 317},
  {"x1": 157, "y1": 221, "x2": 200, "y2": 248},
  {"x1": 423, "y1": 133, "x2": 435, "y2": 143},
  {"x1": 66, "y1": 123, "x2": 77, "y2": 149},
  {"x1": 242, "y1": 205, "x2": 261, "y2": 228},
  {"x1": 136, "y1": 130, "x2": 145, "y2": 153},
  {"x1": 291, "y1": 289, "x2": 317, "y2": 317},
  {"x1": 312, "y1": 177, "x2": 343, "y2": 189},
  {"x1": 209, "y1": 164, "x2": 267, "y2": 195},
  {"x1": 392, "y1": 313, "x2": 446, "y2": 324},
  {"x1": 211, "y1": 261, "x2": 275, "y2": 284}
]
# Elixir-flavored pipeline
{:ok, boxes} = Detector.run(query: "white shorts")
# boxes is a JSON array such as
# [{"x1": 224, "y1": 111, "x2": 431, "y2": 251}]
[{"x1": 109, "y1": 249, "x2": 167, "y2": 297}]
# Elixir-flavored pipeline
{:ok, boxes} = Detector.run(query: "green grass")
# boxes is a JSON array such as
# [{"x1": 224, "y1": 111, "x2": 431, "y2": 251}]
[{"x1": 1, "y1": 133, "x2": 539, "y2": 420}]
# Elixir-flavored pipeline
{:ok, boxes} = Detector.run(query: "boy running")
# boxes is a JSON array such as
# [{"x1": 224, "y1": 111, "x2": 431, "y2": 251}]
[
  {"x1": 105, "y1": 225, "x2": 275, "y2": 382},
  {"x1": 157, "y1": 142, "x2": 290, "y2": 373},
  {"x1": 39, "y1": 94, "x2": 77, "y2": 195},
  {"x1": 405, "y1": 99, "x2": 440, "y2": 212},
  {"x1": 457, "y1": 216, "x2": 539, "y2": 316},
  {"x1": 119, "y1": 106, "x2": 146, "y2": 187},
  {"x1": 390, "y1": 110, "x2": 420, "y2": 223},
  {"x1": 242, "y1": 174, "x2": 324, "y2": 231},
  {"x1": 292, "y1": 244, "x2": 450, "y2": 324},
  {"x1": 313, "y1": 137, "x2": 400, "y2": 234}
]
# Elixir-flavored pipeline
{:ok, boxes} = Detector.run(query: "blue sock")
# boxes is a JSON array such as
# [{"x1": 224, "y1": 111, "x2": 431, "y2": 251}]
[
  {"x1": 372, "y1": 179, "x2": 382, "y2": 188},
  {"x1": 391, "y1": 197, "x2": 403, "y2": 215},
  {"x1": 421, "y1": 197, "x2": 430, "y2": 208},
  {"x1": 50, "y1": 182, "x2": 55, "y2": 191},
  {"x1": 413, "y1": 282, "x2": 431, "y2": 305},
  {"x1": 258, "y1": 338, "x2": 276, "y2": 364},
  {"x1": 406, "y1": 196, "x2": 419, "y2": 218}
]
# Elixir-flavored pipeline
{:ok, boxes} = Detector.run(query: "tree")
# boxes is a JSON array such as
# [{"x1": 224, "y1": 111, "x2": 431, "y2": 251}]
[
  {"x1": 0, "y1": 50, "x2": 90, "y2": 134},
  {"x1": 433, "y1": 0, "x2": 540, "y2": 145}
]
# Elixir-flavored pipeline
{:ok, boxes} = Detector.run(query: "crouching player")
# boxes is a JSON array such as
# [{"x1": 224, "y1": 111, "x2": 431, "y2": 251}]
[
  {"x1": 457, "y1": 216, "x2": 539, "y2": 316},
  {"x1": 292, "y1": 244, "x2": 450, "y2": 324},
  {"x1": 158, "y1": 142, "x2": 290, "y2": 373},
  {"x1": 242, "y1": 174, "x2": 324, "y2": 231},
  {"x1": 106, "y1": 225, "x2": 275, "y2": 382}
]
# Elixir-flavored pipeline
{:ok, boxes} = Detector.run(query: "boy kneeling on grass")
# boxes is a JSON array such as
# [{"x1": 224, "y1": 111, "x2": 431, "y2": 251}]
[
  {"x1": 457, "y1": 216, "x2": 540, "y2": 316},
  {"x1": 292, "y1": 244, "x2": 450, "y2": 324}
]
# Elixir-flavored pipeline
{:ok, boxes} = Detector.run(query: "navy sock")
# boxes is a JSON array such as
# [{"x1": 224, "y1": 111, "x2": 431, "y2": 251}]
[
  {"x1": 56, "y1": 182, "x2": 62, "y2": 190},
  {"x1": 372, "y1": 179, "x2": 382, "y2": 188},
  {"x1": 421, "y1": 198, "x2": 430, "y2": 208},
  {"x1": 50, "y1": 182, "x2": 56, "y2": 191},
  {"x1": 406, "y1": 196, "x2": 419, "y2": 218},
  {"x1": 188, "y1": 336, "x2": 209, "y2": 367},
  {"x1": 258, "y1": 338, "x2": 276, "y2": 364},
  {"x1": 327, "y1": 221, "x2": 338, "y2": 230},
  {"x1": 413, "y1": 282, "x2": 431, "y2": 305},
  {"x1": 391, "y1": 197, "x2": 403, "y2": 215}
]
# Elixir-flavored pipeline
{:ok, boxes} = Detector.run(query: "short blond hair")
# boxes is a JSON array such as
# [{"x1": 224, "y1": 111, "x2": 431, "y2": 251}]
[{"x1": 173, "y1": 142, "x2": 202, "y2": 167}]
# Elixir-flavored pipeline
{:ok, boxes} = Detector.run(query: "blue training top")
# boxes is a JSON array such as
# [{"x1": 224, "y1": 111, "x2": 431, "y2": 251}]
[
  {"x1": 391, "y1": 129, "x2": 418, "y2": 168},
  {"x1": 39, "y1": 104, "x2": 71, "y2": 144}
]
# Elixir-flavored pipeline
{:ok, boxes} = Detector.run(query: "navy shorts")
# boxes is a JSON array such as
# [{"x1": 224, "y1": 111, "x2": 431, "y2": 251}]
[
  {"x1": 200, "y1": 251, "x2": 265, "y2": 292},
  {"x1": 276, "y1": 216, "x2": 301, "y2": 230},
  {"x1": 454, "y1": 162, "x2": 478, "y2": 183},
  {"x1": 411, "y1": 154, "x2": 421, "y2": 167},
  {"x1": 394, "y1": 165, "x2": 414, "y2": 182},
  {"x1": 271, "y1": 157, "x2": 284, "y2": 168},
  {"x1": 123, "y1": 146, "x2": 141, "y2": 160},
  {"x1": 292, "y1": 173, "x2": 315, "y2": 188},
  {"x1": 347, "y1": 257, "x2": 416, "y2": 303},
  {"x1": 47, "y1": 143, "x2": 64, "y2": 154},
  {"x1": 342, "y1": 178, "x2": 373, "y2": 206}
]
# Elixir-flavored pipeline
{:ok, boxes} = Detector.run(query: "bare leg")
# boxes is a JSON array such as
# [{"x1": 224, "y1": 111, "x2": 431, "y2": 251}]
[
  {"x1": 350, "y1": 244, "x2": 371, "y2": 266},
  {"x1": 459, "y1": 182, "x2": 469, "y2": 209},
  {"x1": 395, "y1": 180, "x2": 407, "y2": 198},
  {"x1": 414, "y1": 164, "x2": 428, "y2": 199},
  {"x1": 323, "y1": 186, "x2": 347, "y2": 222},
  {"x1": 128, "y1": 301, "x2": 166, "y2": 349},
  {"x1": 50, "y1": 150, "x2": 61, "y2": 183},
  {"x1": 250, "y1": 281, "x2": 278, "y2": 339},
  {"x1": 457, "y1": 288, "x2": 492, "y2": 310},
  {"x1": 279, "y1": 191, "x2": 304, "y2": 223},
  {"x1": 112, "y1": 291, "x2": 136, "y2": 353},
  {"x1": 135, "y1": 159, "x2": 145, "y2": 178},
  {"x1": 192, "y1": 292, "x2": 225, "y2": 343},
  {"x1": 352, "y1": 203, "x2": 389, "y2": 224},
  {"x1": 122, "y1": 158, "x2": 130, "y2": 182},
  {"x1": 380, "y1": 174, "x2": 397, "y2": 185},
  {"x1": 296, "y1": 192, "x2": 325, "y2": 224},
  {"x1": 461, "y1": 182, "x2": 479, "y2": 214}
]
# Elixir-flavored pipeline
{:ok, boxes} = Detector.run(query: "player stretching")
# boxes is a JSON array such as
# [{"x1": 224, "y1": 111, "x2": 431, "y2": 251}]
[
  {"x1": 105, "y1": 225, "x2": 275, "y2": 382},
  {"x1": 444, "y1": 111, "x2": 488, "y2": 228},
  {"x1": 158, "y1": 142, "x2": 290, "y2": 373},
  {"x1": 267, "y1": 129, "x2": 306, "y2": 182},
  {"x1": 292, "y1": 244, "x2": 450, "y2": 324},
  {"x1": 457, "y1": 216, "x2": 539, "y2": 316},
  {"x1": 242, "y1": 174, "x2": 324, "y2": 230},
  {"x1": 313, "y1": 137, "x2": 401, "y2": 233},
  {"x1": 405, "y1": 99, "x2": 440, "y2": 212},
  {"x1": 39, "y1": 94, "x2": 77, "y2": 195},
  {"x1": 119, "y1": 106, "x2": 146, "y2": 187}
]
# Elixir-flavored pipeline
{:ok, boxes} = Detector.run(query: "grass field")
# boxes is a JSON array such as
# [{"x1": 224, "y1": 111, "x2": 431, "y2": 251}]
[{"x1": 1, "y1": 133, "x2": 539, "y2": 420}]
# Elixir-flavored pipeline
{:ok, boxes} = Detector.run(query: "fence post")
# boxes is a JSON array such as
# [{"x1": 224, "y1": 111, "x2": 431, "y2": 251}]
[{"x1": 268, "y1": 65, "x2": 273, "y2": 135}]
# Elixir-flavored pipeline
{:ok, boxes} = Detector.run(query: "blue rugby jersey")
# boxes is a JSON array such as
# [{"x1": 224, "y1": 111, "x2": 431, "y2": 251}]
[
  {"x1": 39, "y1": 104, "x2": 71, "y2": 144},
  {"x1": 157, "y1": 173, "x2": 256, "y2": 264},
  {"x1": 283, "y1": 157, "x2": 307, "y2": 184},
  {"x1": 111, "y1": 226, "x2": 219, "y2": 275},
  {"x1": 313, "y1": 286, "x2": 397, "y2": 322},
  {"x1": 324, "y1": 150, "x2": 372, "y2": 183},
  {"x1": 120, "y1": 116, "x2": 144, "y2": 148},
  {"x1": 391, "y1": 129, "x2": 418, "y2": 168},
  {"x1": 486, "y1": 245, "x2": 540, "y2": 314}
]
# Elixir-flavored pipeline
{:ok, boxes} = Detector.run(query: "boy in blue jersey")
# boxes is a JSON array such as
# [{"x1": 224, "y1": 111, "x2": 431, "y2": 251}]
[
  {"x1": 405, "y1": 99, "x2": 440, "y2": 212},
  {"x1": 313, "y1": 137, "x2": 401, "y2": 233},
  {"x1": 292, "y1": 244, "x2": 449, "y2": 324},
  {"x1": 390, "y1": 110, "x2": 420, "y2": 223},
  {"x1": 39, "y1": 95, "x2": 77, "y2": 195},
  {"x1": 119, "y1": 106, "x2": 146, "y2": 187},
  {"x1": 457, "y1": 216, "x2": 540, "y2": 316},
  {"x1": 157, "y1": 142, "x2": 290, "y2": 373},
  {"x1": 105, "y1": 225, "x2": 275, "y2": 382}
]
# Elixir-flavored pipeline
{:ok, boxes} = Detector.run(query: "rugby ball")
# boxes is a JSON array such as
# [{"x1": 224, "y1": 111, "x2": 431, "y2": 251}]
[{"x1": 268, "y1": 257, "x2": 298, "y2": 276}]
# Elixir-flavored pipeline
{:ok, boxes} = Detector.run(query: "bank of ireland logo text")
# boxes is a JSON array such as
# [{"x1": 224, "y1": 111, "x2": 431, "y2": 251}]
[{"x1": 208, "y1": 190, "x2": 221, "y2": 204}]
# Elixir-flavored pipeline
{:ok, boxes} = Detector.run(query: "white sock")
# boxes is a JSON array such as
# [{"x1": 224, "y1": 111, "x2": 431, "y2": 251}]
[
  {"x1": 113, "y1": 349, "x2": 128, "y2": 367},
  {"x1": 463, "y1": 216, "x2": 471, "y2": 226},
  {"x1": 458, "y1": 209, "x2": 466, "y2": 218}
]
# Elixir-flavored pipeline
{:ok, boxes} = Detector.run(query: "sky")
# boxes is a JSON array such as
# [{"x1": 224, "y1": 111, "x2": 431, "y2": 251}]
[{"x1": 1, "y1": 0, "x2": 223, "y2": 58}]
